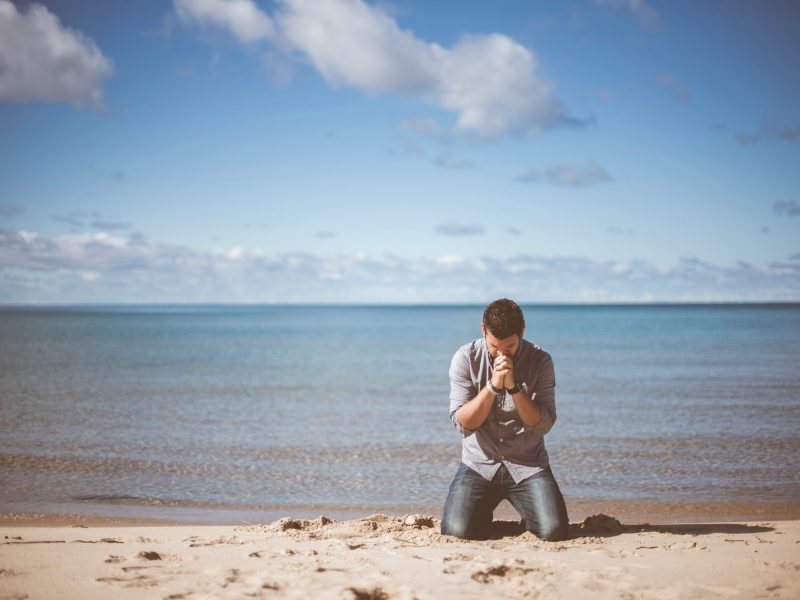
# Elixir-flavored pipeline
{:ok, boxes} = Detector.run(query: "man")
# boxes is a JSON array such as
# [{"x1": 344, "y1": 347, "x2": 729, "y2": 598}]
[{"x1": 441, "y1": 298, "x2": 569, "y2": 541}]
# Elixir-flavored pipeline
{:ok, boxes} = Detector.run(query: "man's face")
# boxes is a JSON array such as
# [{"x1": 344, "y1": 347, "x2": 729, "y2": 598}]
[{"x1": 481, "y1": 323, "x2": 522, "y2": 360}]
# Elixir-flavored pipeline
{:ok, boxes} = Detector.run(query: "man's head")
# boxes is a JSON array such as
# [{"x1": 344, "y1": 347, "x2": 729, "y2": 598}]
[{"x1": 481, "y1": 298, "x2": 525, "y2": 359}]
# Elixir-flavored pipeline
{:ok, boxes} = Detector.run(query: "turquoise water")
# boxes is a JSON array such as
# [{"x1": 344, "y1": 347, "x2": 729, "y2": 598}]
[{"x1": 1, "y1": 304, "x2": 799, "y2": 520}]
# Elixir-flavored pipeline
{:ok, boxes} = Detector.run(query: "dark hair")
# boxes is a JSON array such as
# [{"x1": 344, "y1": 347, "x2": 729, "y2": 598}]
[{"x1": 483, "y1": 298, "x2": 525, "y2": 339}]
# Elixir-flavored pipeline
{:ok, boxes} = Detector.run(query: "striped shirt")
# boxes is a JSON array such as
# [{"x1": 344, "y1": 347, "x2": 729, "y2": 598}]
[{"x1": 448, "y1": 337, "x2": 557, "y2": 483}]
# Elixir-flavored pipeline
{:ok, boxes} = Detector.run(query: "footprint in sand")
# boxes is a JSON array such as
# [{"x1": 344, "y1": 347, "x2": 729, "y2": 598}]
[
  {"x1": 104, "y1": 555, "x2": 125, "y2": 564},
  {"x1": 95, "y1": 573, "x2": 160, "y2": 588},
  {"x1": 217, "y1": 567, "x2": 286, "y2": 595},
  {"x1": 345, "y1": 586, "x2": 389, "y2": 600},
  {"x1": 470, "y1": 562, "x2": 543, "y2": 584},
  {"x1": 184, "y1": 535, "x2": 248, "y2": 548},
  {"x1": 442, "y1": 552, "x2": 476, "y2": 562}
]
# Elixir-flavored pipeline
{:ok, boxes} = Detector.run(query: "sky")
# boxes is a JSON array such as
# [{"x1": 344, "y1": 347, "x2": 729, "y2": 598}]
[{"x1": 1, "y1": 0, "x2": 799, "y2": 303}]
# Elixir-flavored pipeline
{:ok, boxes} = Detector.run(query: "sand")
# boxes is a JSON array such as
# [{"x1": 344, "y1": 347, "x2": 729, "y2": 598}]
[{"x1": 2, "y1": 513, "x2": 799, "y2": 599}]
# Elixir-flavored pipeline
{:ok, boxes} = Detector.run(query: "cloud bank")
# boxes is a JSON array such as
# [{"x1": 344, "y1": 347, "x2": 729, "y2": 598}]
[
  {"x1": 174, "y1": 0, "x2": 567, "y2": 137},
  {"x1": 1, "y1": 228, "x2": 798, "y2": 304},
  {"x1": 0, "y1": 0, "x2": 113, "y2": 107}
]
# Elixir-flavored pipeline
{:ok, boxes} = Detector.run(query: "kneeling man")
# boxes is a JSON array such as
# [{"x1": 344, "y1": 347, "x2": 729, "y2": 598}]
[{"x1": 441, "y1": 298, "x2": 570, "y2": 541}]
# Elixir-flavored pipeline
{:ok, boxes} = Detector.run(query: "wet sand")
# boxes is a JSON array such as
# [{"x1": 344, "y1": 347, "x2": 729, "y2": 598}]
[
  {"x1": 4, "y1": 495, "x2": 799, "y2": 529},
  {"x1": 2, "y1": 513, "x2": 799, "y2": 599}
]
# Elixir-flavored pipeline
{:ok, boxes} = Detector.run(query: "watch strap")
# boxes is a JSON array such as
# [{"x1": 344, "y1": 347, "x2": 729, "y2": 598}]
[{"x1": 487, "y1": 380, "x2": 503, "y2": 395}]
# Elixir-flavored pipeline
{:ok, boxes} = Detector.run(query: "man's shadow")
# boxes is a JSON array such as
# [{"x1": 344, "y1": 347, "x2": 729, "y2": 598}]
[
  {"x1": 620, "y1": 522, "x2": 775, "y2": 536},
  {"x1": 487, "y1": 513, "x2": 775, "y2": 539}
]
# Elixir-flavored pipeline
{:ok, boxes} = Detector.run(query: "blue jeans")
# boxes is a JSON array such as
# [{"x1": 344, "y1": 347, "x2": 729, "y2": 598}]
[{"x1": 441, "y1": 463, "x2": 570, "y2": 541}]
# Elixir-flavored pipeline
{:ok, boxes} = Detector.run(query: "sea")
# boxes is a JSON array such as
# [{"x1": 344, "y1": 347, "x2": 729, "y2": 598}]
[{"x1": 1, "y1": 304, "x2": 799, "y2": 523}]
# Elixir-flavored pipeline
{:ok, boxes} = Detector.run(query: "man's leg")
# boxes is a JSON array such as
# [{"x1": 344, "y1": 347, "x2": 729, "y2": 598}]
[
  {"x1": 505, "y1": 467, "x2": 570, "y2": 541},
  {"x1": 441, "y1": 463, "x2": 502, "y2": 540}
]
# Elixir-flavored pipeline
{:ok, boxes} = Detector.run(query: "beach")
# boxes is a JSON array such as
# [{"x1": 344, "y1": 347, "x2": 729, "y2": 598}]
[{"x1": 2, "y1": 512, "x2": 799, "y2": 599}]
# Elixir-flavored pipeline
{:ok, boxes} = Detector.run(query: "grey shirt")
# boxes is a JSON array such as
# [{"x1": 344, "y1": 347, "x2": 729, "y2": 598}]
[{"x1": 448, "y1": 337, "x2": 557, "y2": 483}]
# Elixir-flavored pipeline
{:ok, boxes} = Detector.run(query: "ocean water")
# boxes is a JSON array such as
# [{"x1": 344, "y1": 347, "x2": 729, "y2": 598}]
[{"x1": 1, "y1": 304, "x2": 799, "y2": 521}]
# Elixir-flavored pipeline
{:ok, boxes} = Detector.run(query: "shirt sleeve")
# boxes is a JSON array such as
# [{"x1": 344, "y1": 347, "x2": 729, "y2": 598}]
[
  {"x1": 525, "y1": 353, "x2": 557, "y2": 436},
  {"x1": 448, "y1": 347, "x2": 478, "y2": 437}
]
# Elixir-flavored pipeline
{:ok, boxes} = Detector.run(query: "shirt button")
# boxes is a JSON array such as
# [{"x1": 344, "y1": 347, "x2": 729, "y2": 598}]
[{"x1": 499, "y1": 438, "x2": 503, "y2": 442}]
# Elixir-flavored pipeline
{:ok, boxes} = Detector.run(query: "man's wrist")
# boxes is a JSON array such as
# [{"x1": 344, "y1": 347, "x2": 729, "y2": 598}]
[
  {"x1": 506, "y1": 382, "x2": 521, "y2": 394},
  {"x1": 487, "y1": 380, "x2": 503, "y2": 395}
]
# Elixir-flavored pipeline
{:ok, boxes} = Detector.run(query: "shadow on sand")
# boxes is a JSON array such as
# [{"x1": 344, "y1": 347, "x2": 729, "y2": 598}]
[
  {"x1": 486, "y1": 513, "x2": 775, "y2": 540},
  {"x1": 621, "y1": 522, "x2": 775, "y2": 536}
]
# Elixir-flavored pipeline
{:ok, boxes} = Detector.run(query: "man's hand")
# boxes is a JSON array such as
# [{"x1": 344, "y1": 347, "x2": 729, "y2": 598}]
[{"x1": 492, "y1": 354, "x2": 514, "y2": 390}]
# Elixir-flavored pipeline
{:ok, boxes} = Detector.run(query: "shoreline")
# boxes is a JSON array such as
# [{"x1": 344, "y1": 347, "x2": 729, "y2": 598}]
[
  {"x1": 3, "y1": 497, "x2": 799, "y2": 528},
  {"x1": 2, "y1": 514, "x2": 798, "y2": 599}
]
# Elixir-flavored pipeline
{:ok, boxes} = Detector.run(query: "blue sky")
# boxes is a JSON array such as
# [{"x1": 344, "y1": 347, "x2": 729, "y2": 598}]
[{"x1": 1, "y1": 0, "x2": 799, "y2": 303}]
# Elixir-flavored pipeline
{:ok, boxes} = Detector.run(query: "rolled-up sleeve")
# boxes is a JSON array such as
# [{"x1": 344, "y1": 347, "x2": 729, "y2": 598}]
[
  {"x1": 448, "y1": 348, "x2": 478, "y2": 436},
  {"x1": 526, "y1": 353, "x2": 557, "y2": 436}
]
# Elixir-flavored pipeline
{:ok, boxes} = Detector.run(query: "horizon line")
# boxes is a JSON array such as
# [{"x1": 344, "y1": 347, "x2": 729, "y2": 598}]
[{"x1": 2, "y1": 301, "x2": 800, "y2": 309}]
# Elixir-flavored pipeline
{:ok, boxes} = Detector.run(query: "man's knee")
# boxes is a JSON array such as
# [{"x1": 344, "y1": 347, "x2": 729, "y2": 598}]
[
  {"x1": 524, "y1": 517, "x2": 569, "y2": 542},
  {"x1": 441, "y1": 516, "x2": 482, "y2": 540},
  {"x1": 533, "y1": 521, "x2": 569, "y2": 542},
  {"x1": 440, "y1": 517, "x2": 470, "y2": 539}
]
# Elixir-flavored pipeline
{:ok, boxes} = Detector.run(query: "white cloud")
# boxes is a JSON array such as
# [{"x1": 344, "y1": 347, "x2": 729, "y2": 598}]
[
  {"x1": 432, "y1": 32, "x2": 559, "y2": 137},
  {"x1": 17, "y1": 230, "x2": 38, "y2": 244},
  {"x1": 3, "y1": 228, "x2": 797, "y2": 303},
  {"x1": 276, "y1": 0, "x2": 435, "y2": 94},
  {"x1": 174, "y1": 0, "x2": 566, "y2": 138},
  {"x1": 0, "y1": 0, "x2": 113, "y2": 107},
  {"x1": 174, "y1": 0, "x2": 274, "y2": 43}
]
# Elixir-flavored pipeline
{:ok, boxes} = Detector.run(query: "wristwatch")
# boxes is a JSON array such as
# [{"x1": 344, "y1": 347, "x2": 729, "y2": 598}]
[{"x1": 506, "y1": 381, "x2": 523, "y2": 395}]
